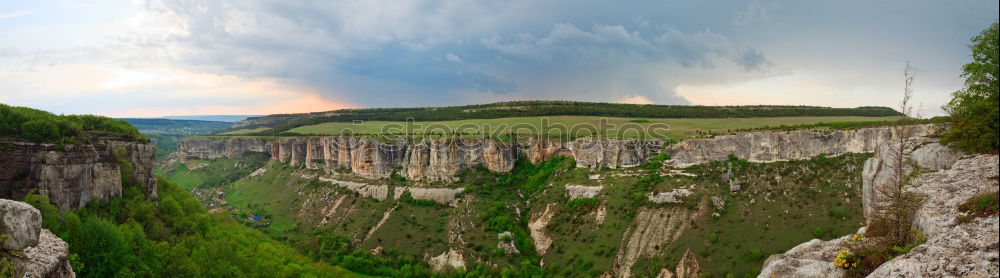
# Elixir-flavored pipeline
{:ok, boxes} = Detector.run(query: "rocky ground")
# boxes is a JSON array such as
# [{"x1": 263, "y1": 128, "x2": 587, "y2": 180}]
[
  {"x1": 1, "y1": 199, "x2": 75, "y2": 278},
  {"x1": 759, "y1": 139, "x2": 999, "y2": 278}
]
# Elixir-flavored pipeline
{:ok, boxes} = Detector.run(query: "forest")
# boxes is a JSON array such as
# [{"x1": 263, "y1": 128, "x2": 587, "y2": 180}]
[{"x1": 0, "y1": 104, "x2": 146, "y2": 143}]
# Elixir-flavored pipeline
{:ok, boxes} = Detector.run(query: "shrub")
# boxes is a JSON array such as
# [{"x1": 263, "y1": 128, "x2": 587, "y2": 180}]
[
  {"x1": 812, "y1": 227, "x2": 826, "y2": 238},
  {"x1": 564, "y1": 198, "x2": 598, "y2": 212},
  {"x1": 829, "y1": 207, "x2": 850, "y2": 219}
]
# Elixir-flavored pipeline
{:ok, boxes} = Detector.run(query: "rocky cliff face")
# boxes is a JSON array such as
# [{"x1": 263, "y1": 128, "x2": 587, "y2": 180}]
[
  {"x1": 176, "y1": 136, "x2": 663, "y2": 182},
  {"x1": 860, "y1": 137, "x2": 964, "y2": 221},
  {"x1": 1, "y1": 199, "x2": 75, "y2": 278},
  {"x1": 0, "y1": 139, "x2": 157, "y2": 210},
  {"x1": 666, "y1": 125, "x2": 936, "y2": 167},
  {"x1": 759, "y1": 139, "x2": 999, "y2": 278}
]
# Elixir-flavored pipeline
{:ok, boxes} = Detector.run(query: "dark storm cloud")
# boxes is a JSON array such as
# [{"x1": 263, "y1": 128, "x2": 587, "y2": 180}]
[{"x1": 150, "y1": 0, "x2": 773, "y2": 107}]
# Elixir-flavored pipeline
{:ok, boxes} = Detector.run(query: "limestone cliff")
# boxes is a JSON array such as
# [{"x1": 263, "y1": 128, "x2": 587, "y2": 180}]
[
  {"x1": 176, "y1": 136, "x2": 662, "y2": 182},
  {"x1": 666, "y1": 125, "x2": 936, "y2": 167},
  {"x1": 0, "y1": 139, "x2": 157, "y2": 210}
]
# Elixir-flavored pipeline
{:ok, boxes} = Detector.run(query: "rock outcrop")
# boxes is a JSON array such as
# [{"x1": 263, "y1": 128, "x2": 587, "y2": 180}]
[
  {"x1": 565, "y1": 185, "x2": 602, "y2": 200},
  {"x1": 0, "y1": 199, "x2": 41, "y2": 250},
  {"x1": 2, "y1": 199, "x2": 75, "y2": 278},
  {"x1": 861, "y1": 138, "x2": 964, "y2": 220},
  {"x1": 867, "y1": 154, "x2": 998, "y2": 277},
  {"x1": 1, "y1": 139, "x2": 157, "y2": 210},
  {"x1": 757, "y1": 230, "x2": 856, "y2": 277},
  {"x1": 177, "y1": 136, "x2": 664, "y2": 182},
  {"x1": 613, "y1": 207, "x2": 695, "y2": 278},
  {"x1": 666, "y1": 125, "x2": 936, "y2": 167},
  {"x1": 759, "y1": 140, "x2": 998, "y2": 277}
]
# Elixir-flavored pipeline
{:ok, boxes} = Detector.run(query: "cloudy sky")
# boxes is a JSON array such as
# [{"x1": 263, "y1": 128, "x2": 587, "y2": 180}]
[{"x1": 1, "y1": 0, "x2": 997, "y2": 117}]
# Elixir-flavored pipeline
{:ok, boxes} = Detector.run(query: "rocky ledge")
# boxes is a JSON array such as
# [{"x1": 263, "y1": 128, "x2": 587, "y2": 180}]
[
  {"x1": 0, "y1": 139, "x2": 157, "y2": 210},
  {"x1": 759, "y1": 141, "x2": 999, "y2": 277},
  {"x1": 666, "y1": 125, "x2": 935, "y2": 167},
  {"x1": 1, "y1": 199, "x2": 75, "y2": 278}
]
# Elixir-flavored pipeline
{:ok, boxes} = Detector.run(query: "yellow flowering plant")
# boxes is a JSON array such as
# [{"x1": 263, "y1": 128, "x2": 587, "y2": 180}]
[{"x1": 833, "y1": 249, "x2": 859, "y2": 269}]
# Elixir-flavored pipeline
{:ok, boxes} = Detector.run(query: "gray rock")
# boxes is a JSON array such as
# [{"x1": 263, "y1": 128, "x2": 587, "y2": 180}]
[
  {"x1": 177, "y1": 136, "x2": 664, "y2": 182},
  {"x1": 868, "y1": 154, "x2": 999, "y2": 277},
  {"x1": 757, "y1": 235, "x2": 851, "y2": 278},
  {"x1": 12, "y1": 229, "x2": 76, "y2": 278},
  {"x1": 666, "y1": 124, "x2": 936, "y2": 167},
  {"x1": 861, "y1": 138, "x2": 964, "y2": 221},
  {"x1": 0, "y1": 139, "x2": 157, "y2": 210},
  {"x1": 761, "y1": 152, "x2": 998, "y2": 278},
  {"x1": 0, "y1": 199, "x2": 42, "y2": 250}
]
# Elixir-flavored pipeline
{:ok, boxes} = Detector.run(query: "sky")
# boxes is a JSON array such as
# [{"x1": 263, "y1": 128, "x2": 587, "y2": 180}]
[{"x1": 1, "y1": 0, "x2": 997, "y2": 117}]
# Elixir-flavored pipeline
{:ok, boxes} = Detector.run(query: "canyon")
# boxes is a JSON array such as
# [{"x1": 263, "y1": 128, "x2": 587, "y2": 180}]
[{"x1": 176, "y1": 125, "x2": 934, "y2": 183}]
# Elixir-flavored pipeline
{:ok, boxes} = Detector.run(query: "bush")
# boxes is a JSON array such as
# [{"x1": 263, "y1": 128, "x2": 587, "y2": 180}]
[
  {"x1": 564, "y1": 198, "x2": 598, "y2": 212},
  {"x1": 812, "y1": 227, "x2": 826, "y2": 238},
  {"x1": 742, "y1": 248, "x2": 764, "y2": 262}
]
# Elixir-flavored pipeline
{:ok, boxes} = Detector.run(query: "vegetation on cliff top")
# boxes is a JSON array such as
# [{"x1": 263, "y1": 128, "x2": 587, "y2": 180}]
[
  {"x1": 0, "y1": 104, "x2": 147, "y2": 143},
  {"x1": 263, "y1": 115, "x2": 902, "y2": 142},
  {"x1": 228, "y1": 101, "x2": 902, "y2": 135}
]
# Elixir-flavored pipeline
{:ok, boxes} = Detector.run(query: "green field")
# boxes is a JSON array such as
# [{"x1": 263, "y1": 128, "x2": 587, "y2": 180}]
[
  {"x1": 219, "y1": 127, "x2": 273, "y2": 135},
  {"x1": 278, "y1": 115, "x2": 901, "y2": 141}
]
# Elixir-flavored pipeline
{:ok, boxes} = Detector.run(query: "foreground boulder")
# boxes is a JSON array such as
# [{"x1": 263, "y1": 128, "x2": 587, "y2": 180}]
[
  {"x1": 760, "y1": 148, "x2": 999, "y2": 277},
  {"x1": 0, "y1": 199, "x2": 42, "y2": 250},
  {"x1": 1, "y1": 199, "x2": 75, "y2": 278},
  {"x1": 12, "y1": 229, "x2": 75, "y2": 278}
]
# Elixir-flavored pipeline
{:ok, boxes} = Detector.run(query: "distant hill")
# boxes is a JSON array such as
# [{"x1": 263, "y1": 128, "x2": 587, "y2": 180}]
[
  {"x1": 160, "y1": 115, "x2": 260, "y2": 122},
  {"x1": 120, "y1": 118, "x2": 232, "y2": 136},
  {"x1": 226, "y1": 100, "x2": 903, "y2": 135}
]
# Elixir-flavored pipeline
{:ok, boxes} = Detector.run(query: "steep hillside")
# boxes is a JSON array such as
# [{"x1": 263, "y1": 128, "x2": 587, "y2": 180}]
[
  {"x1": 163, "y1": 125, "x2": 936, "y2": 277},
  {"x1": 1, "y1": 105, "x2": 363, "y2": 277}
]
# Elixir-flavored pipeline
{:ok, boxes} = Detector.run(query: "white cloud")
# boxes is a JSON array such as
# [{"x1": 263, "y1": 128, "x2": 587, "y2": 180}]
[
  {"x1": 0, "y1": 10, "x2": 33, "y2": 19},
  {"x1": 445, "y1": 52, "x2": 463, "y2": 63},
  {"x1": 617, "y1": 95, "x2": 654, "y2": 104}
]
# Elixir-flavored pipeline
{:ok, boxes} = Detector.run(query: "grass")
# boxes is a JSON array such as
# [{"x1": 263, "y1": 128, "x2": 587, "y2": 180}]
[
  {"x1": 158, "y1": 152, "x2": 270, "y2": 190},
  {"x1": 654, "y1": 153, "x2": 870, "y2": 277},
  {"x1": 957, "y1": 191, "x2": 1000, "y2": 223},
  {"x1": 283, "y1": 115, "x2": 901, "y2": 142},
  {"x1": 219, "y1": 127, "x2": 273, "y2": 135}
]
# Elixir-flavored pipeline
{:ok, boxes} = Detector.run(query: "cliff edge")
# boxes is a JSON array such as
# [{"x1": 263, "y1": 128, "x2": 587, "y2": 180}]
[
  {"x1": 758, "y1": 139, "x2": 999, "y2": 277},
  {"x1": 0, "y1": 138, "x2": 156, "y2": 210}
]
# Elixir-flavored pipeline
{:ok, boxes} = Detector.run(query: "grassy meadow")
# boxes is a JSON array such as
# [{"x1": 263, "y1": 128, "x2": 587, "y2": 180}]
[{"x1": 270, "y1": 115, "x2": 901, "y2": 141}]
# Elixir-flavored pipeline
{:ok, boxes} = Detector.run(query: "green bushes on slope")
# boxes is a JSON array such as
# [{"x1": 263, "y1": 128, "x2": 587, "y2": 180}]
[{"x1": 24, "y1": 177, "x2": 356, "y2": 278}]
